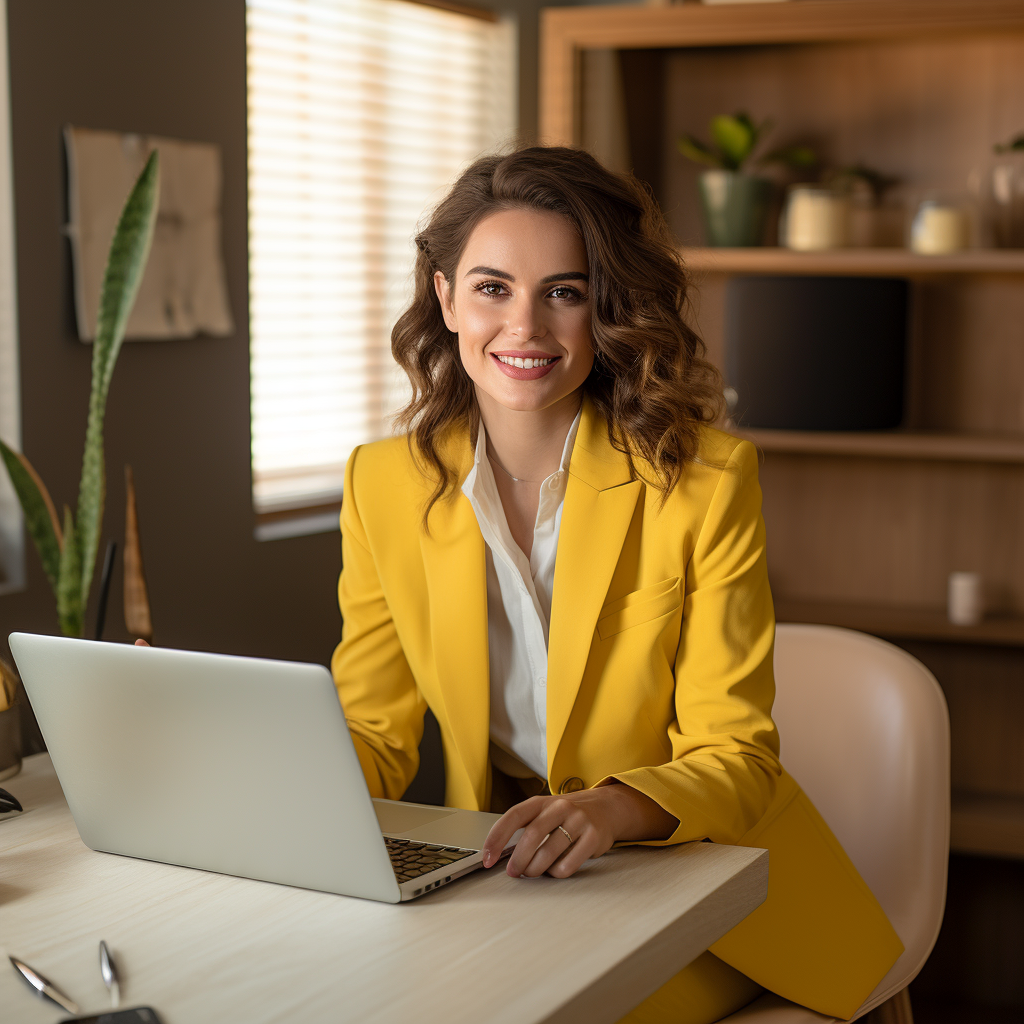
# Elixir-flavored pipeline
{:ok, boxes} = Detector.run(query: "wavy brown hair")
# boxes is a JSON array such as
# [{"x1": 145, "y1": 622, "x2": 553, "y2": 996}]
[{"x1": 392, "y1": 146, "x2": 722, "y2": 519}]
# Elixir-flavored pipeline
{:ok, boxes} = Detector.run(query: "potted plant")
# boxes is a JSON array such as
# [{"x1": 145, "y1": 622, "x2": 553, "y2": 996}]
[
  {"x1": 678, "y1": 112, "x2": 815, "y2": 246},
  {"x1": 0, "y1": 152, "x2": 159, "y2": 641}
]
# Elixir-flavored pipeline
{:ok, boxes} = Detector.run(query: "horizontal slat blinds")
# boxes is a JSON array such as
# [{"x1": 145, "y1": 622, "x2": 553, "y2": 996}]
[{"x1": 247, "y1": 0, "x2": 515, "y2": 514}]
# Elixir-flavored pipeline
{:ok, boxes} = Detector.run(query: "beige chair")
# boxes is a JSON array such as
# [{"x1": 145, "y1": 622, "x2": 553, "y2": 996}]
[{"x1": 722, "y1": 624, "x2": 950, "y2": 1024}]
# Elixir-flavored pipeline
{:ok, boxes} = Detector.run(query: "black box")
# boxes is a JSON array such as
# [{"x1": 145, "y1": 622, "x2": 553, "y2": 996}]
[{"x1": 724, "y1": 275, "x2": 909, "y2": 431}]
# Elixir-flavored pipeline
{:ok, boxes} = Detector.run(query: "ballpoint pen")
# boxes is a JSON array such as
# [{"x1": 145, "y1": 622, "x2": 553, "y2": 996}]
[
  {"x1": 100, "y1": 939, "x2": 121, "y2": 1008},
  {"x1": 8, "y1": 955, "x2": 81, "y2": 1015}
]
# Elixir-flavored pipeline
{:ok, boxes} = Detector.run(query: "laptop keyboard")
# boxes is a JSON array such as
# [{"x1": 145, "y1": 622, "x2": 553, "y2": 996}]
[{"x1": 384, "y1": 837, "x2": 474, "y2": 883}]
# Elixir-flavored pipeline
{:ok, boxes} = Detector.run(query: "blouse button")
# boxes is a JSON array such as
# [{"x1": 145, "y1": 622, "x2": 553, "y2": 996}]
[{"x1": 559, "y1": 776, "x2": 584, "y2": 794}]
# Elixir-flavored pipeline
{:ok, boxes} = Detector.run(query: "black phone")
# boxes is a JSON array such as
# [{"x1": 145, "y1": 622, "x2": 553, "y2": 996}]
[{"x1": 61, "y1": 1009, "x2": 162, "y2": 1024}]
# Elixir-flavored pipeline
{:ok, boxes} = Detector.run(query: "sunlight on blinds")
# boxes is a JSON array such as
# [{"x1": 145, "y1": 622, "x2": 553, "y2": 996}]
[{"x1": 247, "y1": 0, "x2": 515, "y2": 514}]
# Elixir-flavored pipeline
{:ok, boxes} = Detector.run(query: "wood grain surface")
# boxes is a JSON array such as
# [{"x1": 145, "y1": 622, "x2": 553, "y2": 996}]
[{"x1": 0, "y1": 755, "x2": 767, "y2": 1024}]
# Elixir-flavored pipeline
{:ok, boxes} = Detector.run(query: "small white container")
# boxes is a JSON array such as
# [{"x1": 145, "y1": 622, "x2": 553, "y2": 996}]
[
  {"x1": 947, "y1": 571, "x2": 984, "y2": 626},
  {"x1": 782, "y1": 186, "x2": 851, "y2": 251},
  {"x1": 911, "y1": 200, "x2": 970, "y2": 254}
]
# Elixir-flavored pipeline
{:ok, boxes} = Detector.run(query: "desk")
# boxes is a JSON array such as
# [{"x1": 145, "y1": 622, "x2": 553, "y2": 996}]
[{"x1": 0, "y1": 755, "x2": 767, "y2": 1024}]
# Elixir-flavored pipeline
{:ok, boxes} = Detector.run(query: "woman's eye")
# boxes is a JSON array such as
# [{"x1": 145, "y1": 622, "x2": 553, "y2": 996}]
[
  {"x1": 476, "y1": 281, "x2": 507, "y2": 296},
  {"x1": 549, "y1": 286, "x2": 584, "y2": 301}
]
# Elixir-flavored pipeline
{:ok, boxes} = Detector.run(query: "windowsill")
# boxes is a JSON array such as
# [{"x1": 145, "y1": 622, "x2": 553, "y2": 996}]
[{"x1": 254, "y1": 502, "x2": 341, "y2": 542}]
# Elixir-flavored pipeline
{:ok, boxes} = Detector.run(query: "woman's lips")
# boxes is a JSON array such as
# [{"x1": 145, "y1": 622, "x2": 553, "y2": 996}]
[{"x1": 490, "y1": 353, "x2": 560, "y2": 380}]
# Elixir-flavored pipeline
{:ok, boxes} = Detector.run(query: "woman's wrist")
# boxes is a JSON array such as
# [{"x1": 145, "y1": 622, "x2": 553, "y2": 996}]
[{"x1": 602, "y1": 781, "x2": 677, "y2": 843}]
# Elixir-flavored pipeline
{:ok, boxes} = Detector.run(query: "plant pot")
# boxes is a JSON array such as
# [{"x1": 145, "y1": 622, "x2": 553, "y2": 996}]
[
  {"x1": 0, "y1": 655, "x2": 22, "y2": 780},
  {"x1": 698, "y1": 170, "x2": 772, "y2": 247},
  {"x1": 0, "y1": 704, "x2": 21, "y2": 781}
]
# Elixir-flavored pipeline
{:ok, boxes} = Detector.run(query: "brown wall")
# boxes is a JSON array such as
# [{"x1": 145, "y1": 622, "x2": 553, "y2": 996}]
[{"x1": 0, "y1": 0, "x2": 342, "y2": 742}]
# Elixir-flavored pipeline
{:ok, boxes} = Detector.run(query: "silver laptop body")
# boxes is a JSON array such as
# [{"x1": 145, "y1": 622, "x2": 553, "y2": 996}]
[{"x1": 9, "y1": 633, "x2": 517, "y2": 903}]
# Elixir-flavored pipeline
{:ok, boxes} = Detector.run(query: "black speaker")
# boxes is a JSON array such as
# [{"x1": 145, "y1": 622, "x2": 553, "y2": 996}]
[{"x1": 724, "y1": 275, "x2": 909, "y2": 431}]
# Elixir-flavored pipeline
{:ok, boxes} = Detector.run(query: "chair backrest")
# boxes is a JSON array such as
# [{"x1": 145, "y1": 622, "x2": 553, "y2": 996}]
[{"x1": 772, "y1": 623, "x2": 950, "y2": 984}]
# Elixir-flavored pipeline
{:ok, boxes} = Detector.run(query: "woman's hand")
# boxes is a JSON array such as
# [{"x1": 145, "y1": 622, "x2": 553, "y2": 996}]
[
  {"x1": 481, "y1": 783, "x2": 677, "y2": 879},
  {"x1": 134, "y1": 639, "x2": 150, "y2": 647}
]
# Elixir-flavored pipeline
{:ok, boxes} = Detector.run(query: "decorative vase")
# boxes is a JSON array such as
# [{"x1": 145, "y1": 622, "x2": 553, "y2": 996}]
[
  {"x1": 0, "y1": 655, "x2": 21, "y2": 781},
  {"x1": 698, "y1": 170, "x2": 772, "y2": 247}
]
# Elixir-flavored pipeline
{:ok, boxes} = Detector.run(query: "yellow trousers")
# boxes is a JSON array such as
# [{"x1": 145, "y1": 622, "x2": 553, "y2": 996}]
[{"x1": 618, "y1": 951, "x2": 763, "y2": 1024}]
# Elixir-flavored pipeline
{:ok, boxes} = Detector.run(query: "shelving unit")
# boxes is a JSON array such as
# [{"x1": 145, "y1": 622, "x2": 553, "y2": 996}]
[
  {"x1": 951, "y1": 792, "x2": 1024, "y2": 860},
  {"x1": 542, "y1": 0, "x2": 1024, "y2": 893},
  {"x1": 774, "y1": 598, "x2": 1024, "y2": 648},
  {"x1": 680, "y1": 247, "x2": 1024, "y2": 277},
  {"x1": 738, "y1": 428, "x2": 1024, "y2": 464}
]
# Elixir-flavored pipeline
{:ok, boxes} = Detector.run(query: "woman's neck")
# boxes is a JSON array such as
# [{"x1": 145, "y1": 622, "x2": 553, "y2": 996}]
[{"x1": 477, "y1": 389, "x2": 582, "y2": 483}]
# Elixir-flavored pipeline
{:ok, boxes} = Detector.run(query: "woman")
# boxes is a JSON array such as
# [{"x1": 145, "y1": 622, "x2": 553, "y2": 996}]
[{"x1": 332, "y1": 147, "x2": 902, "y2": 1023}]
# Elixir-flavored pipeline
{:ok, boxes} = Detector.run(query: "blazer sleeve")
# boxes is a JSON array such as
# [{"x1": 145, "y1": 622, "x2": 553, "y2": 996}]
[
  {"x1": 331, "y1": 445, "x2": 427, "y2": 800},
  {"x1": 605, "y1": 440, "x2": 782, "y2": 845}
]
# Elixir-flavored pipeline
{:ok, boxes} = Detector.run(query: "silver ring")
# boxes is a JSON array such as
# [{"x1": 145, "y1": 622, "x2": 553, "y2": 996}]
[{"x1": 557, "y1": 825, "x2": 574, "y2": 845}]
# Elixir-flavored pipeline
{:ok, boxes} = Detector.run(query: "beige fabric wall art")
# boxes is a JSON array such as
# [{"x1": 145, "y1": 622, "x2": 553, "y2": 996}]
[{"x1": 65, "y1": 125, "x2": 234, "y2": 341}]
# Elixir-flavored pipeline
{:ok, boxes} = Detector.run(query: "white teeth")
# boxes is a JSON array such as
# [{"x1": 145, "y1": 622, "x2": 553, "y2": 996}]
[{"x1": 496, "y1": 355, "x2": 554, "y2": 368}]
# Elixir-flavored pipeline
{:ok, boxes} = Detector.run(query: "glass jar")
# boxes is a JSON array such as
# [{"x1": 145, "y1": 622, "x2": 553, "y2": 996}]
[{"x1": 781, "y1": 185, "x2": 851, "y2": 251}]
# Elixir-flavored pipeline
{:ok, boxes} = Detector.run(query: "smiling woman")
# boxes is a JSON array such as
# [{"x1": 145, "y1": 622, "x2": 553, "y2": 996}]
[{"x1": 333, "y1": 147, "x2": 904, "y2": 1024}]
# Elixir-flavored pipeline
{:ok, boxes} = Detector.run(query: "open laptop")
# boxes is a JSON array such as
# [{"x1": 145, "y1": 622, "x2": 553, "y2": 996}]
[{"x1": 9, "y1": 632, "x2": 520, "y2": 903}]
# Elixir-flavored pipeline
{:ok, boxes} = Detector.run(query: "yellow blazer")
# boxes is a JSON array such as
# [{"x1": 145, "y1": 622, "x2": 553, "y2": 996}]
[{"x1": 332, "y1": 397, "x2": 903, "y2": 1020}]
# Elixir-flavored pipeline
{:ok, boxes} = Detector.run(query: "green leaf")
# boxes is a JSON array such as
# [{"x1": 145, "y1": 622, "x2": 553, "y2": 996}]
[
  {"x1": 77, "y1": 150, "x2": 160, "y2": 608},
  {"x1": 759, "y1": 144, "x2": 819, "y2": 169},
  {"x1": 677, "y1": 134, "x2": 723, "y2": 168},
  {"x1": 57, "y1": 507, "x2": 83, "y2": 637},
  {"x1": 995, "y1": 132, "x2": 1024, "y2": 154},
  {"x1": 0, "y1": 439, "x2": 63, "y2": 593},
  {"x1": 710, "y1": 115, "x2": 755, "y2": 170}
]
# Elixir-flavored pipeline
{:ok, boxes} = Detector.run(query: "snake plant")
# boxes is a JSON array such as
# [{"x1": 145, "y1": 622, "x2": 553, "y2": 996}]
[{"x1": 1, "y1": 152, "x2": 159, "y2": 637}]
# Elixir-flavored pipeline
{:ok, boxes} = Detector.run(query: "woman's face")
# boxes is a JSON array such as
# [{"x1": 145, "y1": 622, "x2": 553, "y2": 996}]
[{"x1": 434, "y1": 207, "x2": 594, "y2": 414}]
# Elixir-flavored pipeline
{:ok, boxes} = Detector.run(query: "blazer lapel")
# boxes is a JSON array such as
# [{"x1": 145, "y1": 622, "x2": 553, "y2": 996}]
[
  {"x1": 418, "y1": 430, "x2": 491, "y2": 808},
  {"x1": 546, "y1": 398, "x2": 642, "y2": 774}
]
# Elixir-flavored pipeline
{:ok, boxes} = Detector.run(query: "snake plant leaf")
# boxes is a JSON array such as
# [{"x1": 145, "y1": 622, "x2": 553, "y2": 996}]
[
  {"x1": 0, "y1": 439, "x2": 63, "y2": 592},
  {"x1": 677, "y1": 134, "x2": 723, "y2": 169},
  {"x1": 710, "y1": 114, "x2": 756, "y2": 171},
  {"x1": 56, "y1": 506, "x2": 83, "y2": 637},
  {"x1": 76, "y1": 150, "x2": 160, "y2": 608}
]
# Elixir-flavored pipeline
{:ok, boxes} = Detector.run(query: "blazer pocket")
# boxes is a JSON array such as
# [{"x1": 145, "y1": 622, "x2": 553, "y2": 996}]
[{"x1": 597, "y1": 576, "x2": 682, "y2": 640}]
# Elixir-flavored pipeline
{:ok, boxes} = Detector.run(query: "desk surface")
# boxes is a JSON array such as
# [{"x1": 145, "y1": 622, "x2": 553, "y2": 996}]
[{"x1": 0, "y1": 755, "x2": 767, "y2": 1024}]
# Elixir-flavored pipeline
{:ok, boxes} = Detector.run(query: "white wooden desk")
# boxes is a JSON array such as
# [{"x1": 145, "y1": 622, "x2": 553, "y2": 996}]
[{"x1": 0, "y1": 754, "x2": 767, "y2": 1024}]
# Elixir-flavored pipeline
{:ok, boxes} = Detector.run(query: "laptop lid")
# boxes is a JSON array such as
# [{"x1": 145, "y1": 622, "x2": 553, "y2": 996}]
[{"x1": 9, "y1": 633, "x2": 402, "y2": 903}]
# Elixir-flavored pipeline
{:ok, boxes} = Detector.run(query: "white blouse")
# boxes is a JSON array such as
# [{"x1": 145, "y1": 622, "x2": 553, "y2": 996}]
[{"x1": 460, "y1": 411, "x2": 581, "y2": 780}]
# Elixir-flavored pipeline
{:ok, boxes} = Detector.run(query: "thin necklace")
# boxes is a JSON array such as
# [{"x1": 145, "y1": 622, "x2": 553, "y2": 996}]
[{"x1": 486, "y1": 447, "x2": 544, "y2": 484}]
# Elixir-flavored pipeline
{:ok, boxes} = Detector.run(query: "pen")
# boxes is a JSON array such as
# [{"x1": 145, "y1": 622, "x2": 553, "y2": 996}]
[
  {"x1": 8, "y1": 955, "x2": 81, "y2": 1015},
  {"x1": 100, "y1": 939, "x2": 121, "y2": 1007}
]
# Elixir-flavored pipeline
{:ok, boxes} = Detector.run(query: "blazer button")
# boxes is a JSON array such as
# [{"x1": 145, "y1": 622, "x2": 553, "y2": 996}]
[{"x1": 559, "y1": 777, "x2": 584, "y2": 794}]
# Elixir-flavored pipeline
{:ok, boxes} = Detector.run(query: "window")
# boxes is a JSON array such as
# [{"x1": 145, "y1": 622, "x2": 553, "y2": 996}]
[
  {"x1": 0, "y1": 0, "x2": 23, "y2": 595},
  {"x1": 246, "y1": 0, "x2": 515, "y2": 528}
]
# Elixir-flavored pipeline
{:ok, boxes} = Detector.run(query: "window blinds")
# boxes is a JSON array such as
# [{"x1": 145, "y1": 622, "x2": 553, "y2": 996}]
[{"x1": 247, "y1": 0, "x2": 515, "y2": 515}]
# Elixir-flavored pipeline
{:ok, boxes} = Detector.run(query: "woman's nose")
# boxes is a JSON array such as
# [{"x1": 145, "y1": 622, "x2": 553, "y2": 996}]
[{"x1": 506, "y1": 296, "x2": 546, "y2": 340}]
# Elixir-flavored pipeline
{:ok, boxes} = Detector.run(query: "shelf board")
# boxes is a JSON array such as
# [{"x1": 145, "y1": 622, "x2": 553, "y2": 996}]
[
  {"x1": 951, "y1": 792, "x2": 1024, "y2": 860},
  {"x1": 680, "y1": 247, "x2": 1024, "y2": 276},
  {"x1": 737, "y1": 428, "x2": 1024, "y2": 464},
  {"x1": 774, "y1": 598, "x2": 1024, "y2": 647}
]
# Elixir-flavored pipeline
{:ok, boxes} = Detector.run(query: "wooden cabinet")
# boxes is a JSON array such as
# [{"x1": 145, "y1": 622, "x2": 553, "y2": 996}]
[{"x1": 540, "y1": 0, "x2": 1024, "y2": 868}]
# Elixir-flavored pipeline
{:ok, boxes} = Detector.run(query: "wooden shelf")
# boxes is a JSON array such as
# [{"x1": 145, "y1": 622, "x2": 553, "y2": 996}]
[
  {"x1": 737, "y1": 429, "x2": 1024, "y2": 464},
  {"x1": 951, "y1": 792, "x2": 1024, "y2": 859},
  {"x1": 680, "y1": 247, "x2": 1024, "y2": 277},
  {"x1": 774, "y1": 598, "x2": 1024, "y2": 647}
]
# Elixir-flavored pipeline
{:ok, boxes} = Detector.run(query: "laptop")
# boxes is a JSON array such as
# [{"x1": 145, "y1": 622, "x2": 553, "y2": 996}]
[{"x1": 9, "y1": 632, "x2": 521, "y2": 903}]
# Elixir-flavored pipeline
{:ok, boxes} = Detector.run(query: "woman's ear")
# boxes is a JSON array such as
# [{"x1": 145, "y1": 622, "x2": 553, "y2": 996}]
[{"x1": 434, "y1": 271, "x2": 458, "y2": 333}]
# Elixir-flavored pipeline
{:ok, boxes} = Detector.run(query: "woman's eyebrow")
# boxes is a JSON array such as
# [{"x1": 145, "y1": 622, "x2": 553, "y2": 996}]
[
  {"x1": 541, "y1": 271, "x2": 589, "y2": 284},
  {"x1": 466, "y1": 265, "x2": 513, "y2": 280}
]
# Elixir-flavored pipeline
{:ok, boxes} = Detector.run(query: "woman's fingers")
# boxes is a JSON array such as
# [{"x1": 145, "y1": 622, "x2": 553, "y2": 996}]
[
  {"x1": 504, "y1": 799, "x2": 588, "y2": 877},
  {"x1": 519, "y1": 821, "x2": 583, "y2": 878},
  {"x1": 547, "y1": 831, "x2": 606, "y2": 878},
  {"x1": 481, "y1": 796, "x2": 548, "y2": 868},
  {"x1": 134, "y1": 639, "x2": 150, "y2": 647}
]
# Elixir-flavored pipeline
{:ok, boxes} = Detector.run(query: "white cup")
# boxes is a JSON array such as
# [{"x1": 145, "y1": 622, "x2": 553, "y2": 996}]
[{"x1": 947, "y1": 571, "x2": 983, "y2": 626}]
